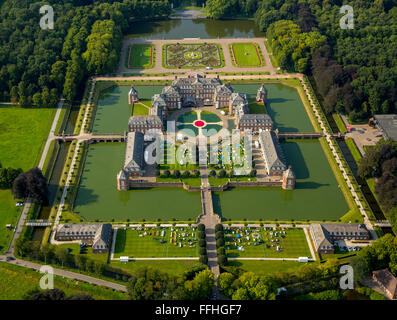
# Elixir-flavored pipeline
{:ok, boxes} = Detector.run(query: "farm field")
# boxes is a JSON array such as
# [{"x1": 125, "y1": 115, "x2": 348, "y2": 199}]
[
  {"x1": 114, "y1": 227, "x2": 199, "y2": 258},
  {"x1": 0, "y1": 104, "x2": 56, "y2": 170},
  {"x1": 230, "y1": 42, "x2": 264, "y2": 67},
  {"x1": 0, "y1": 262, "x2": 126, "y2": 300},
  {"x1": 73, "y1": 143, "x2": 202, "y2": 221},
  {"x1": 127, "y1": 44, "x2": 154, "y2": 69},
  {"x1": 225, "y1": 227, "x2": 311, "y2": 258}
]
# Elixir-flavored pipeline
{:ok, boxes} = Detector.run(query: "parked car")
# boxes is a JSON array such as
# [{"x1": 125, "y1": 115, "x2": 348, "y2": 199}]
[{"x1": 15, "y1": 202, "x2": 23, "y2": 207}]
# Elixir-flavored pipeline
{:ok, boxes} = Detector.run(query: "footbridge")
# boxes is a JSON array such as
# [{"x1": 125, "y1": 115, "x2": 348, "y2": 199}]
[
  {"x1": 277, "y1": 132, "x2": 344, "y2": 140},
  {"x1": 25, "y1": 220, "x2": 52, "y2": 227},
  {"x1": 54, "y1": 133, "x2": 125, "y2": 143}
]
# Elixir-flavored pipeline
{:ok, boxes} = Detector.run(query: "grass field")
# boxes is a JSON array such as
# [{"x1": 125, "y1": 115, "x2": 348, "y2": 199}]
[
  {"x1": 132, "y1": 103, "x2": 149, "y2": 116},
  {"x1": 177, "y1": 110, "x2": 197, "y2": 123},
  {"x1": 0, "y1": 104, "x2": 56, "y2": 254},
  {"x1": 114, "y1": 227, "x2": 198, "y2": 258},
  {"x1": 112, "y1": 260, "x2": 204, "y2": 277},
  {"x1": 345, "y1": 138, "x2": 362, "y2": 162},
  {"x1": 0, "y1": 262, "x2": 126, "y2": 300},
  {"x1": 0, "y1": 105, "x2": 56, "y2": 170},
  {"x1": 225, "y1": 227, "x2": 311, "y2": 258},
  {"x1": 230, "y1": 43, "x2": 264, "y2": 67},
  {"x1": 127, "y1": 44, "x2": 154, "y2": 69},
  {"x1": 227, "y1": 260, "x2": 308, "y2": 275},
  {"x1": 247, "y1": 97, "x2": 266, "y2": 114},
  {"x1": 332, "y1": 113, "x2": 347, "y2": 133},
  {"x1": 200, "y1": 111, "x2": 221, "y2": 123}
]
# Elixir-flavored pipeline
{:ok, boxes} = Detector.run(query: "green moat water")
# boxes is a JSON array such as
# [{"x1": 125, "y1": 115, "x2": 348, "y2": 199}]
[
  {"x1": 73, "y1": 143, "x2": 202, "y2": 221},
  {"x1": 126, "y1": 19, "x2": 265, "y2": 39},
  {"x1": 93, "y1": 83, "x2": 313, "y2": 134},
  {"x1": 72, "y1": 139, "x2": 348, "y2": 222},
  {"x1": 213, "y1": 140, "x2": 349, "y2": 221}
]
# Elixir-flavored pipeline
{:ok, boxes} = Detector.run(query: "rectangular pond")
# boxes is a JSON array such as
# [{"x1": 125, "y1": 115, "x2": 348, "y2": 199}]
[
  {"x1": 93, "y1": 85, "x2": 164, "y2": 134},
  {"x1": 213, "y1": 140, "x2": 349, "y2": 221},
  {"x1": 73, "y1": 143, "x2": 202, "y2": 221},
  {"x1": 231, "y1": 83, "x2": 314, "y2": 133}
]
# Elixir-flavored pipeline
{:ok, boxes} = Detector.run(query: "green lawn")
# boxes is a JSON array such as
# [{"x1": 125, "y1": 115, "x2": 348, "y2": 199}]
[
  {"x1": 225, "y1": 227, "x2": 311, "y2": 258},
  {"x1": 112, "y1": 260, "x2": 204, "y2": 277},
  {"x1": 132, "y1": 103, "x2": 149, "y2": 116},
  {"x1": 127, "y1": 44, "x2": 154, "y2": 69},
  {"x1": 0, "y1": 190, "x2": 23, "y2": 253},
  {"x1": 345, "y1": 138, "x2": 362, "y2": 162},
  {"x1": 227, "y1": 260, "x2": 308, "y2": 275},
  {"x1": 230, "y1": 43, "x2": 264, "y2": 67},
  {"x1": 114, "y1": 227, "x2": 198, "y2": 258},
  {"x1": 200, "y1": 110, "x2": 221, "y2": 123},
  {"x1": 0, "y1": 262, "x2": 126, "y2": 300},
  {"x1": 177, "y1": 110, "x2": 197, "y2": 123},
  {"x1": 247, "y1": 97, "x2": 266, "y2": 114},
  {"x1": 56, "y1": 243, "x2": 109, "y2": 263},
  {"x1": 332, "y1": 113, "x2": 347, "y2": 133}
]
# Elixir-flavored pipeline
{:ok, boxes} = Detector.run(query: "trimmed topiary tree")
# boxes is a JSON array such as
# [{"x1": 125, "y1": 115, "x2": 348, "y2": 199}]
[
  {"x1": 199, "y1": 239, "x2": 206, "y2": 247},
  {"x1": 217, "y1": 255, "x2": 227, "y2": 266},
  {"x1": 216, "y1": 238, "x2": 225, "y2": 248},
  {"x1": 215, "y1": 231, "x2": 224, "y2": 240},
  {"x1": 198, "y1": 224, "x2": 205, "y2": 232},
  {"x1": 215, "y1": 224, "x2": 224, "y2": 233},
  {"x1": 199, "y1": 247, "x2": 207, "y2": 255},
  {"x1": 216, "y1": 247, "x2": 225, "y2": 256},
  {"x1": 198, "y1": 231, "x2": 206, "y2": 239}
]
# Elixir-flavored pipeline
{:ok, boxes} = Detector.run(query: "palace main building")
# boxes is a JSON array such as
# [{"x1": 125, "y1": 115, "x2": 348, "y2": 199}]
[{"x1": 118, "y1": 74, "x2": 295, "y2": 191}]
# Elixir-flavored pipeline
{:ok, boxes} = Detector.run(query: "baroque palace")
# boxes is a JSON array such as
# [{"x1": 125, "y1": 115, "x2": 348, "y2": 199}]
[{"x1": 117, "y1": 74, "x2": 295, "y2": 191}]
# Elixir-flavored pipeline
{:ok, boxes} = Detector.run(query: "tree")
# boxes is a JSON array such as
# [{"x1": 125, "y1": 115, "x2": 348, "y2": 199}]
[
  {"x1": 183, "y1": 270, "x2": 214, "y2": 300},
  {"x1": 12, "y1": 168, "x2": 48, "y2": 203},
  {"x1": 350, "y1": 256, "x2": 369, "y2": 286},
  {"x1": 218, "y1": 273, "x2": 236, "y2": 297}
]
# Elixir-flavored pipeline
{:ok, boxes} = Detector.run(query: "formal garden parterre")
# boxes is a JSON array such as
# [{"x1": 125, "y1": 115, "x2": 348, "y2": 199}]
[
  {"x1": 229, "y1": 42, "x2": 265, "y2": 67},
  {"x1": 163, "y1": 43, "x2": 225, "y2": 69}
]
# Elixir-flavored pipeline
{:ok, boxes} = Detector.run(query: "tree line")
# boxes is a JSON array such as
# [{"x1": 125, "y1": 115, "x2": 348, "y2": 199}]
[
  {"x1": 358, "y1": 139, "x2": 397, "y2": 232},
  {"x1": 14, "y1": 237, "x2": 214, "y2": 300},
  {"x1": 0, "y1": 0, "x2": 171, "y2": 105}
]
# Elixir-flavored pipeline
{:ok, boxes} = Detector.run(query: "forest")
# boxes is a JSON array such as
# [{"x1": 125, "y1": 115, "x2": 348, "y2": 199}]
[
  {"x1": 0, "y1": 0, "x2": 171, "y2": 105},
  {"x1": 207, "y1": 0, "x2": 397, "y2": 122},
  {"x1": 358, "y1": 139, "x2": 397, "y2": 232}
]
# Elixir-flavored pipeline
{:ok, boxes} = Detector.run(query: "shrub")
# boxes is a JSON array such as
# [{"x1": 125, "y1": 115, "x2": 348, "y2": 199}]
[
  {"x1": 215, "y1": 224, "x2": 224, "y2": 233},
  {"x1": 198, "y1": 224, "x2": 205, "y2": 232},
  {"x1": 216, "y1": 238, "x2": 225, "y2": 248},
  {"x1": 215, "y1": 231, "x2": 224, "y2": 240},
  {"x1": 198, "y1": 231, "x2": 206, "y2": 239},
  {"x1": 218, "y1": 170, "x2": 226, "y2": 178},
  {"x1": 199, "y1": 239, "x2": 206, "y2": 247},
  {"x1": 199, "y1": 247, "x2": 207, "y2": 255}
]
